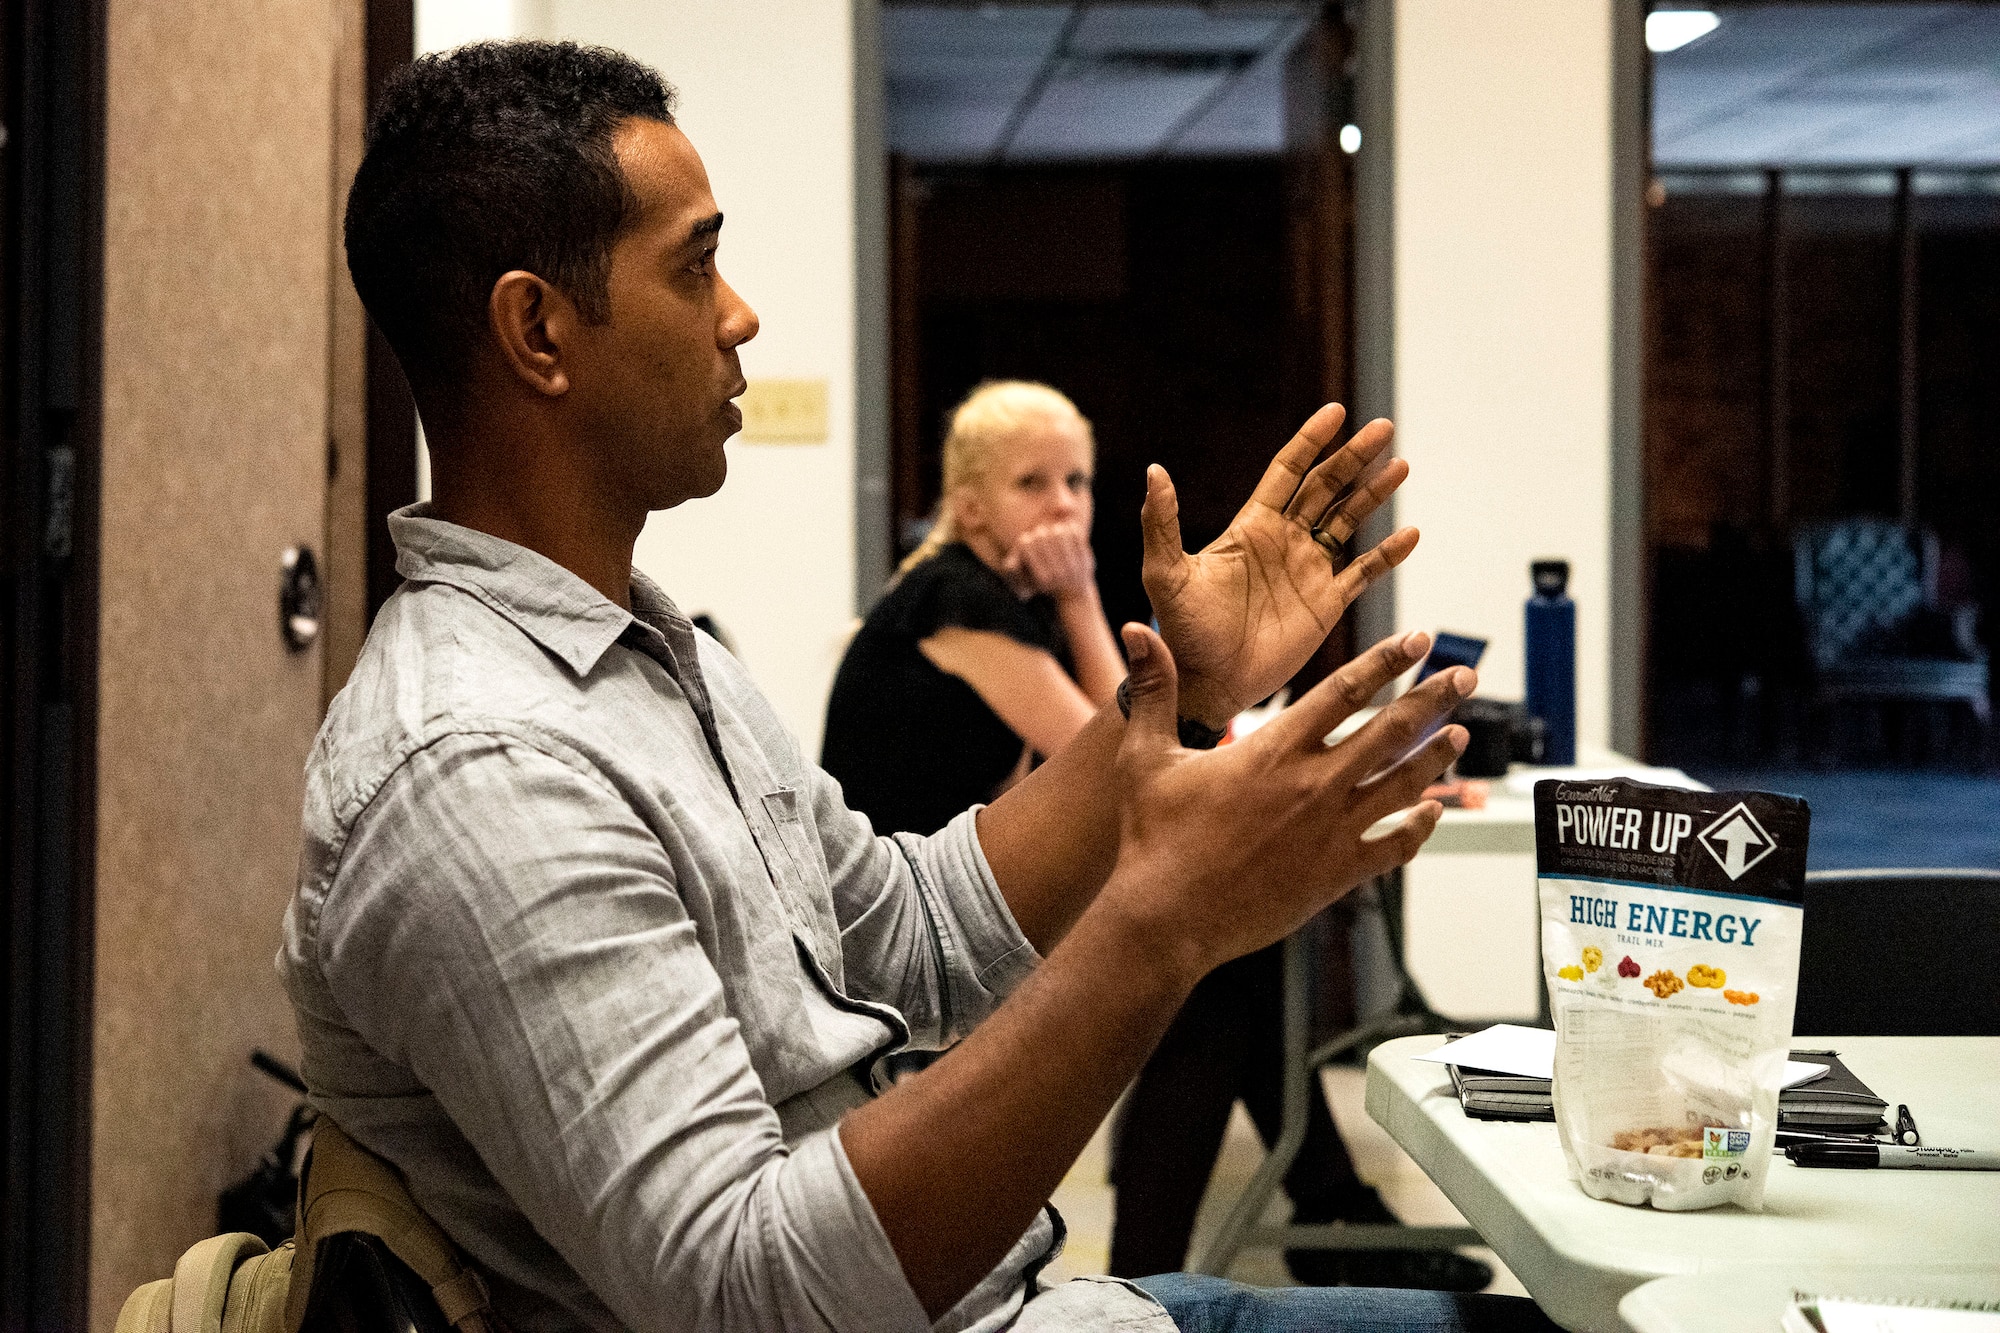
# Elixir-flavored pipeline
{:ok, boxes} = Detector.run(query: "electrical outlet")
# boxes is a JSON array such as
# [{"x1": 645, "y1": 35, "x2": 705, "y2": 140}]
[{"x1": 738, "y1": 378, "x2": 829, "y2": 444}]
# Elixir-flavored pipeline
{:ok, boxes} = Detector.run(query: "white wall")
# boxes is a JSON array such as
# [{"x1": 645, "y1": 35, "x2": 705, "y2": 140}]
[
  {"x1": 1390, "y1": 0, "x2": 1617, "y2": 751},
  {"x1": 414, "y1": 0, "x2": 860, "y2": 752},
  {"x1": 417, "y1": 0, "x2": 546, "y2": 53}
]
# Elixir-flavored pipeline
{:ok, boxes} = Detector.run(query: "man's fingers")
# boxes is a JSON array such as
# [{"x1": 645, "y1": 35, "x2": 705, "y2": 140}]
[
  {"x1": 1247, "y1": 403, "x2": 1348, "y2": 511},
  {"x1": 1313, "y1": 455, "x2": 1407, "y2": 545},
  {"x1": 1118, "y1": 623, "x2": 1181, "y2": 752},
  {"x1": 1284, "y1": 417, "x2": 1395, "y2": 527},
  {"x1": 1355, "y1": 726, "x2": 1467, "y2": 825},
  {"x1": 1357, "y1": 800, "x2": 1444, "y2": 877},
  {"x1": 1340, "y1": 665, "x2": 1476, "y2": 777},
  {"x1": 1267, "y1": 629, "x2": 1431, "y2": 749},
  {"x1": 1329, "y1": 526, "x2": 1419, "y2": 606},
  {"x1": 1139, "y1": 465, "x2": 1187, "y2": 588}
]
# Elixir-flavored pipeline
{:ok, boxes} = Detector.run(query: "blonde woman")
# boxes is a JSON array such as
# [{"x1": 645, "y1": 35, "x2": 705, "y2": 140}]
[{"x1": 822, "y1": 381, "x2": 1124, "y2": 837}]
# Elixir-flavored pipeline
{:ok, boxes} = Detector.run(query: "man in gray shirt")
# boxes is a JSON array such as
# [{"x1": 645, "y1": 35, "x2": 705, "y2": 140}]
[{"x1": 285, "y1": 38, "x2": 1550, "y2": 1333}]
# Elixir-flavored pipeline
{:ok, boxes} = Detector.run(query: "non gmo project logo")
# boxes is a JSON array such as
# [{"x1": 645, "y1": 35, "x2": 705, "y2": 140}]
[{"x1": 1697, "y1": 802, "x2": 1775, "y2": 881}]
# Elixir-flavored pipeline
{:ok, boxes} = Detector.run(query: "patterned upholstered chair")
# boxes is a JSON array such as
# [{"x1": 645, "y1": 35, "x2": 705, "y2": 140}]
[{"x1": 1793, "y1": 519, "x2": 1989, "y2": 762}]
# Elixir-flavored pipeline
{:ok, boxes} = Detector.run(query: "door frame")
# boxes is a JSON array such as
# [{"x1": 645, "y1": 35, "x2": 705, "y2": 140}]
[{"x1": 2, "y1": 0, "x2": 107, "y2": 1328}]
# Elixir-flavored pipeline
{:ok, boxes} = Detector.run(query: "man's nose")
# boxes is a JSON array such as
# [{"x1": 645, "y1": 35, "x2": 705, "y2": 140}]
[{"x1": 718, "y1": 276, "x2": 759, "y2": 348}]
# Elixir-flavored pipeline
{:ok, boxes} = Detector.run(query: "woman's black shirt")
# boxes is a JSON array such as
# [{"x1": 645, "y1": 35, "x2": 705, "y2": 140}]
[{"x1": 821, "y1": 543, "x2": 1067, "y2": 837}]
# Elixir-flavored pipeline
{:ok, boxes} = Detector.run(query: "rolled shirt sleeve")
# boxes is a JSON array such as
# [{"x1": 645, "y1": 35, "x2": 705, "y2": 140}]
[
  {"x1": 806, "y1": 763, "x2": 1042, "y2": 1051},
  {"x1": 312, "y1": 732, "x2": 931, "y2": 1333}
]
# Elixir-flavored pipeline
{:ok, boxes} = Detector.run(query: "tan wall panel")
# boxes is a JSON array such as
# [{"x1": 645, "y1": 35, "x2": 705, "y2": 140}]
[
  {"x1": 323, "y1": 0, "x2": 370, "y2": 703},
  {"x1": 94, "y1": 0, "x2": 339, "y2": 1325}
]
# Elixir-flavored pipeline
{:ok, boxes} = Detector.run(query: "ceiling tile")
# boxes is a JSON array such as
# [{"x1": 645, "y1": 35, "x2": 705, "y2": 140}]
[
  {"x1": 883, "y1": 4, "x2": 1073, "y2": 69},
  {"x1": 884, "y1": 4, "x2": 1072, "y2": 158},
  {"x1": 1068, "y1": 3, "x2": 1291, "y2": 55},
  {"x1": 1168, "y1": 16, "x2": 1308, "y2": 156},
  {"x1": 890, "y1": 89, "x2": 1034, "y2": 160},
  {"x1": 1006, "y1": 68, "x2": 1225, "y2": 158},
  {"x1": 1654, "y1": 3, "x2": 2000, "y2": 166}
]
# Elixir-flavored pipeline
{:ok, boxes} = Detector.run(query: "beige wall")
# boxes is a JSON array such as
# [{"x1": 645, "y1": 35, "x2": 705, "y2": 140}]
[
  {"x1": 92, "y1": 1, "x2": 354, "y2": 1325},
  {"x1": 1389, "y1": 0, "x2": 1618, "y2": 749},
  {"x1": 1385, "y1": 0, "x2": 1642, "y2": 1026},
  {"x1": 411, "y1": 0, "x2": 863, "y2": 750},
  {"x1": 538, "y1": 0, "x2": 861, "y2": 754}
]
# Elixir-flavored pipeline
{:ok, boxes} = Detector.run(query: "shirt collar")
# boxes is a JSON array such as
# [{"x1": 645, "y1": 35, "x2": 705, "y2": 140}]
[{"x1": 389, "y1": 504, "x2": 688, "y2": 677}]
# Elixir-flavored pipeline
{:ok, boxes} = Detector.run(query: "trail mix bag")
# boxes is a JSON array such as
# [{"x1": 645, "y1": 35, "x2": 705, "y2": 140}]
[{"x1": 1536, "y1": 777, "x2": 1809, "y2": 1211}]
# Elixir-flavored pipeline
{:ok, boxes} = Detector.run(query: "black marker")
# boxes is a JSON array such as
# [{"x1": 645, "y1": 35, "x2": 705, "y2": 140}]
[{"x1": 1787, "y1": 1142, "x2": 1996, "y2": 1171}]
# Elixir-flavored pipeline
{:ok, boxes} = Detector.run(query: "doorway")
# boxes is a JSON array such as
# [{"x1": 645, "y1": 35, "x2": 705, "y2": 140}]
[
  {"x1": 2, "y1": 1, "x2": 104, "y2": 1327},
  {"x1": 882, "y1": 0, "x2": 1359, "y2": 685},
  {"x1": 1644, "y1": 4, "x2": 2000, "y2": 761},
  {"x1": 1642, "y1": 3, "x2": 2000, "y2": 860}
]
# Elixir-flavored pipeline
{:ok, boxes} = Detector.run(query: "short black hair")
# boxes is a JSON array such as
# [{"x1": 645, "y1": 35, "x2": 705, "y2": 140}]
[{"x1": 344, "y1": 40, "x2": 676, "y2": 400}]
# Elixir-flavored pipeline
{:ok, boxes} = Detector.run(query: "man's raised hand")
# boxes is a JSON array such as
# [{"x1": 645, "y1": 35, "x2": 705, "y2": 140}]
[
  {"x1": 1142, "y1": 404, "x2": 1415, "y2": 728},
  {"x1": 1104, "y1": 624, "x2": 1472, "y2": 986}
]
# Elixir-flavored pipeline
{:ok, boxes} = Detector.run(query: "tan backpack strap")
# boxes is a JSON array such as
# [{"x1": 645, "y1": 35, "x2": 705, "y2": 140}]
[
  {"x1": 170, "y1": 1234, "x2": 269, "y2": 1333},
  {"x1": 113, "y1": 1278, "x2": 175, "y2": 1333},
  {"x1": 286, "y1": 1119, "x2": 501, "y2": 1333}
]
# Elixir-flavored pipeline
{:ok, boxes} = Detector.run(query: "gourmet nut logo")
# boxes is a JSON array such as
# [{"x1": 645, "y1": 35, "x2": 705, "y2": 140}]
[{"x1": 1697, "y1": 801, "x2": 1776, "y2": 880}]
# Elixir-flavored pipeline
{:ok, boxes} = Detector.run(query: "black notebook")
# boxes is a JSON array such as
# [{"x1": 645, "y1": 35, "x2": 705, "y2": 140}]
[
  {"x1": 1449, "y1": 1064, "x2": 1553, "y2": 1120},
  {"x1": 1449, "y1": 1050, "x2": 1888, "y2": 1131},
  {"x1": 1780, "y1": 1051, "x2": 1889, "y2": 1131}
]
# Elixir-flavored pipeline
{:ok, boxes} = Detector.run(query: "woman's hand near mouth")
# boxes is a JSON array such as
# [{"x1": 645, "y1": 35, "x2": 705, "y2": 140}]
[{"x1": 1006, "y1": 521, "x2": 1097, "y2": 604}]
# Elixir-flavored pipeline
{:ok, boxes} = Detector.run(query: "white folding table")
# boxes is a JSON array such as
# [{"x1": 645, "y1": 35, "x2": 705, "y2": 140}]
[{"x1": 1365, "y1": 1033, "x2": 2000, "y2": 1331}]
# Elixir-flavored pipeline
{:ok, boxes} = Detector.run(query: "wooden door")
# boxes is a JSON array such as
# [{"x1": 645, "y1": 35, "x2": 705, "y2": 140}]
[
  {"x1": 88, "y1": 1, "x2": 363, "y2": 1325},
  {"x1": 1279, "y1": 7, "x2": 1359, "y2": 697}
]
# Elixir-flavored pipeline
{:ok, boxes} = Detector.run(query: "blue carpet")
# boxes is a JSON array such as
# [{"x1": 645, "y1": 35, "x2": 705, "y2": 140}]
[{"x1": 1687, "y1": 767, "x2": 2000, "y2": 870}]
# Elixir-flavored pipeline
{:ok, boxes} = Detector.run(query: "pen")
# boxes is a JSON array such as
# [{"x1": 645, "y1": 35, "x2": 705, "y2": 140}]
[
  {"x1": 1787, "y1": 1143, "x2": 1998, "y2": 1171},
  {"x1": 1895, "y1": 1103, "x2": 1921, "y2": 1146}
]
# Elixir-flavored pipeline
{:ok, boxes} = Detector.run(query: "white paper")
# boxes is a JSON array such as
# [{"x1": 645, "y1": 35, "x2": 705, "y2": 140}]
[
  {"x1": 1415, "y1": 1024, "x2": 1556, "y2": 1079},
  {"x1": 1418, "y1": 1024, "x2": 1828, "y2": 1087},
  {"x1": 1803, "y1": 1298, "x2": 2000, "y2": 1333}
]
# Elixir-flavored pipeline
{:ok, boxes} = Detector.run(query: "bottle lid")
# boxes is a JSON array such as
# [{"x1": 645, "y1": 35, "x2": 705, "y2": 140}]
[{"x1": 1531, "y1": 560, "x2": 1569, "y2": 597}]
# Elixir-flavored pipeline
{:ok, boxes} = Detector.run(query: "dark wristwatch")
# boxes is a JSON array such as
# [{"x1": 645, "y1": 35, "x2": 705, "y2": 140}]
[{"x1": 1115, "y1": 677, "x2": 1228, "y2": 750}]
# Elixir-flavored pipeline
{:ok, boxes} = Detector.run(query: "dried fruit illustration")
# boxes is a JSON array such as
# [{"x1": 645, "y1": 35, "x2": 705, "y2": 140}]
[
  {"x1": 1686, "y1": 964, "x2": 1726, "y2": 989},
  {"x1": 1558, "y1": 964, "x2": 1585, "y2": 981},
  {"x1": 1643, "y1": 969, "x2": 1685, "y2": 999},
  {"x1": 1582, "y1": 946, "x2": 1603, "y2": 973},
  {"x1": 1618, "y1": 955, "x2": 1641, "y2": 979},
  {"x1": 1723, "y1": 989, "x2": 1760, "y2": 1006}
]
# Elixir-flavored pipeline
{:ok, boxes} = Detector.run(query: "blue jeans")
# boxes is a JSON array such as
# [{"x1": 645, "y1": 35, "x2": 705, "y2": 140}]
[{"x1": 1135, "y1": 1274, "x2": 1559, "y2": 1333}]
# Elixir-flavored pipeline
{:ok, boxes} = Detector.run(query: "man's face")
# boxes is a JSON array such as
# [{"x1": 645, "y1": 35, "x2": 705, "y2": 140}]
[{"x1": 565, "y1": 118, "x2": 759, "y2": 510}]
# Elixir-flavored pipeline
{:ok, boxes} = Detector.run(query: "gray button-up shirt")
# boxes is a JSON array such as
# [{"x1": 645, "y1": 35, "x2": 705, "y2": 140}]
[{"x1": 278, "y1": 509, "x2": 1172, "y2": 1333}]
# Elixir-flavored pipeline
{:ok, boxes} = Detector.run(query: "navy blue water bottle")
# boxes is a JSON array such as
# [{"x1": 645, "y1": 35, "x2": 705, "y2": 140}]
[{"x1": 1526, "y1": 560, "x2": 1575, "y2": 766}]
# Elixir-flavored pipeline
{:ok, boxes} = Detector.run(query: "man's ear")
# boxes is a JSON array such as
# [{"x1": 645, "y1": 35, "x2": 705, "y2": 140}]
[{"x1": 488, "y1": 270, "x2": 576, "y2": 398}]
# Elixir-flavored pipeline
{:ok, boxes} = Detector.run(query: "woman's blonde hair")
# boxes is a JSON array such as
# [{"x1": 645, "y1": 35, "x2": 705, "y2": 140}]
[{"x1": 897, "y1": 379, "x2": 1094, "y2": 576}]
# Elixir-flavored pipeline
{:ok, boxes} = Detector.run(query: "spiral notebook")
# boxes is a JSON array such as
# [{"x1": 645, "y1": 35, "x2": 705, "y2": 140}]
[{"x1": 1784, "y1": 1294, "x2": 2000, "y2": 1333}]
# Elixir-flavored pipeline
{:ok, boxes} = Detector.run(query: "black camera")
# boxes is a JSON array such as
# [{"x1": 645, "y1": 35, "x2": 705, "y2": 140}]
[{"x1": 1451, "y1": 698, "x2": 1547, "y2": 777}]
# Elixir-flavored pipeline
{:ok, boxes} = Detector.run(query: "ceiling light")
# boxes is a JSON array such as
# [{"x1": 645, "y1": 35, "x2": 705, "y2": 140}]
[
  {"x1": 1339, "y1": 123, "x2": 1362, "y2": 155},
  {"x1": 1647, "y1": 10, "x2": 1719, "y2": 54}
]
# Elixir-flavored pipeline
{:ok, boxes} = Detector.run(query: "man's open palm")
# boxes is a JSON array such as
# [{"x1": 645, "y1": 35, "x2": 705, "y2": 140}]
[{"x1": 1142, "y1": 404, "x2": 1417, "y2": 725}]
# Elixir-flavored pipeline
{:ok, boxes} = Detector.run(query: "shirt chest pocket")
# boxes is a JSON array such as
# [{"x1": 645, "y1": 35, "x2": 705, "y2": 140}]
[{"x1": 751, "y1": 788, "x2": 844, "y2": 981}]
